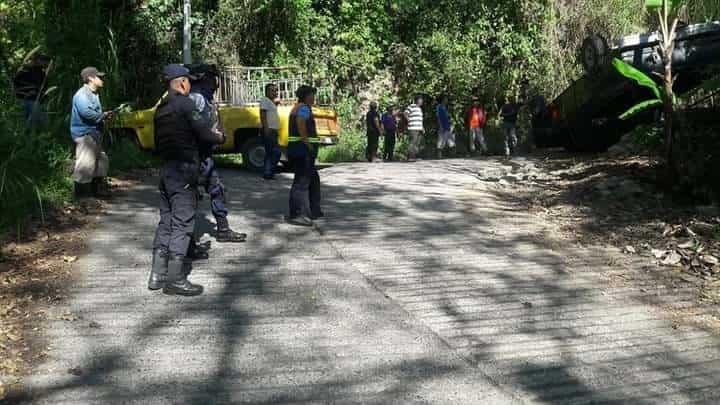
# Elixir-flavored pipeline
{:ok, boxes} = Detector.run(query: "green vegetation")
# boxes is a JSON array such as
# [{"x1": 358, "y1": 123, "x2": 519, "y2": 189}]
[{"x1": 1, "y1": 0, "x2": 719, "y2": 232}]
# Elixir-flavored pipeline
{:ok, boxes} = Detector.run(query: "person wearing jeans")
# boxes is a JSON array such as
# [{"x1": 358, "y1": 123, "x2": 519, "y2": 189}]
[
  {"x1": 500, "y1": 98, "x2": 521, "y2": 157},
  {"x1": 435, "y1": 95, "x2": 456, "y2": 158},
  {"x1": 404, "y1": 95, "x2": 425, "y2": 161},
  {"x1": 287, "y1": 85, "x2": 322, "y2": 227},
  {"x1": 466, "y1": 97, "x2": 487, "y2": 154},
  {"x1": 14, "y1": 53, "x2": 51, "y2": 129},
  {"x1": 260, "y1": 83, "x2": 282, "y2": 180}
]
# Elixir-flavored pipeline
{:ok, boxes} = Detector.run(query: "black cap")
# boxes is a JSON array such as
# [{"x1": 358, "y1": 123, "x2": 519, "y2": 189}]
[
  {"x1": 162, "y1": 64, "x2": 195, "y2": 81},
  {"x1": 295, "y1": 85, "x2": 317, "y2": 100},
  {"x1": 80, "y1": 66, "x2": 105, "y2": 82}
]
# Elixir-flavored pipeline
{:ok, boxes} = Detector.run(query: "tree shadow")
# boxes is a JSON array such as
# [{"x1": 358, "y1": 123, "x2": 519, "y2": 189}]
[{"x1": 14, "y1": 160, "x2": 720, "y2": 404}]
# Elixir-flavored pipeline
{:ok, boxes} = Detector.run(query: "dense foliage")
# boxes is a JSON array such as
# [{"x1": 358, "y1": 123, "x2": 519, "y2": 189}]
[{"x1": 1, "y1": 0, "x2": 719, "y2": 231}]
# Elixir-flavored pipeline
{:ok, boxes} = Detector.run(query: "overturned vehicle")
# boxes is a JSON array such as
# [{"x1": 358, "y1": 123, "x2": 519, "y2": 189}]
[{"x1": 532, "y1": 21, "x2": 720, "y2": 152}]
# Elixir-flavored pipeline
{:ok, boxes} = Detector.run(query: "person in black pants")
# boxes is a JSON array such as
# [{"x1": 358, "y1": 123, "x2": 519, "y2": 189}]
[
  {"x1": 186, "y1": 64, "x2": 246, "y2": 244},
  {"x1": 365, "y1": 101, "x2": 381, "y2": 162},
  {"x1": 148, "y1": 64, "x2": 225, "y2": 296},
  {"x1": 287, "y1": 86, "x2": 322, "y2": 227},
  {"x1": 381, "y1": 105, "x2": 398, "y2": 161}
]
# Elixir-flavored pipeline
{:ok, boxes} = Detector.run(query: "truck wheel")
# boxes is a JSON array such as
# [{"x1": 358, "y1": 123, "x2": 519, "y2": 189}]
[
  {"x1": 241, "y1": 137, "x2": 265, "y2": 172},
  {"x1": 581, "y1": 34, "x2": 609, "y2": 75}
]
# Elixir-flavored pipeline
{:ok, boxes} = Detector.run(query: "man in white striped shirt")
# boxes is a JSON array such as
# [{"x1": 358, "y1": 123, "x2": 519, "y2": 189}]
[{"x1": 404, "y1": 95, "x2": 425, "y2": 161}]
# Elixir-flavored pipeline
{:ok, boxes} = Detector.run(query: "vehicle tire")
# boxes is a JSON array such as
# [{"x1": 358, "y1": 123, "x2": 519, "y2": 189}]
[
  {"x1": 581, "y1": 34, "x2": 610, "y2": 75},
  {"x1": 241, "y1": 136, "x2": 265, "y2": 172}
]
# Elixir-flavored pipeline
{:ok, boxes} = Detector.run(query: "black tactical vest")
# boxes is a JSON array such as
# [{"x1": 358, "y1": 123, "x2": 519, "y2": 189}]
[{"x1": 154, "y1": 92, "x2": 200, "y2": 162}]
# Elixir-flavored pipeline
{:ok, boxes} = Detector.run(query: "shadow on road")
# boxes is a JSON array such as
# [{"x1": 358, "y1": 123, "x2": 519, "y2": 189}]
[{"x1": 15, "y1": 160, "x2": 720, "y2": 404}]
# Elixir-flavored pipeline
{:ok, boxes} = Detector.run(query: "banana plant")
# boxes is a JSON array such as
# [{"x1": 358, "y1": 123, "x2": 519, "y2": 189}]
[{"x1": 613, "y1": 58, "x2": 666, "y2": 119}]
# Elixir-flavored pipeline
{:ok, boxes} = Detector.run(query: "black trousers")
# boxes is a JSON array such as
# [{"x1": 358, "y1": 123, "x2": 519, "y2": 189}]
[
  {"x1": 199, "y1": 156, "x2": 230, "y2": 230},
  {"x1": 366, "y1": 133, "x2": 379, "y2": 161},
  {"x1": 153, "y1": 160, "x2": 199, "y2": 259},
  {"x1": 288, "y1": 142, "x2": 321, "y2": 218},
  {"x1": 383, "y1": 131, "x2": 396, "y2": 161}
]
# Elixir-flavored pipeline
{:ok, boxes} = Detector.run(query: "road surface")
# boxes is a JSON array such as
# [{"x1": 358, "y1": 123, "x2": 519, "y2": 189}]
[{"x1": 22, "y1": 158, "x2": 720, "y2": 404}]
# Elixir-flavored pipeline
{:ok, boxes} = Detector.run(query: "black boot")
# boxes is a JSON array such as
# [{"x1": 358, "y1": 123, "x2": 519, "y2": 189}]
[
  {"x1": 74, "y1": 182, "x2": 92, "y2": 200},
  {"x1": 187, "y1": 239, "x2": 210, "y2": 260},
  {"x1": 216, "y1": 229, "x2": 247, "y2": 243},
  {"x1": 163, "y1": 258, "x2": 203, "y2": 296},
  {"x1": 147, "y1": 250, "x2": 169, "y2": 290},
  {"x1": 215, "y1": 217, "x2": 247, "y2": 243}
]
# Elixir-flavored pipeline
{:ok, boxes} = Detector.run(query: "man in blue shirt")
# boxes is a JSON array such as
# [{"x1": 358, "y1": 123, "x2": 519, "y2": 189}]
[
  {"x1": 435, "y1": 95, "x2": 455, "y2": 158},
  {"x1": 70, "y1": 67, "x2": 112, "y2": 199}
]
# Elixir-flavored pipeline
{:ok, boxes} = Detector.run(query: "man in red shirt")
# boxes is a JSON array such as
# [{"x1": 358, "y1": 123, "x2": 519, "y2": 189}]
[{"x1": 466, "y1": 97, "x2": 487, "y2": 155}]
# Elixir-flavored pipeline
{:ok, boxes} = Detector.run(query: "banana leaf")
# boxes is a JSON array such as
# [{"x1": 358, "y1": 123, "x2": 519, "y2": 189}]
[
  {"x1": 612, "y1": 58, "x2": 662, "y2": 100},
  {"x1": 620, "y1": 99, "x2": 663, "y2": 120}
]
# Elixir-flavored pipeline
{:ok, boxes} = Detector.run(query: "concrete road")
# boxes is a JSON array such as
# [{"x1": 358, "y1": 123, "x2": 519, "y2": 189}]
[{"x1": 22, "y1": 158, "x2": 720, "y2": 404}]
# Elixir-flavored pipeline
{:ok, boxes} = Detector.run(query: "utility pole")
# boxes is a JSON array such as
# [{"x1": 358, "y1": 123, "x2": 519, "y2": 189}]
[{"x1": 183, "y1": 0, "x2": 192, "y2": 65}]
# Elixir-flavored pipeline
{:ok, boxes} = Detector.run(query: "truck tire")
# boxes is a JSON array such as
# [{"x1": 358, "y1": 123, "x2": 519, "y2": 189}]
[
  {"x1": 241, "y1": 136, "x2": 265, "y2": 172},
  {"x1": 581, "y1": 34, "x2": 610, "y2": 75}
]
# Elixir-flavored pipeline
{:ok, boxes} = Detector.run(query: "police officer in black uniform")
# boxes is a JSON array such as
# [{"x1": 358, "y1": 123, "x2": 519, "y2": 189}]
[{"x1": 148, "y1": 64, "x2": 225, "y2": 296}]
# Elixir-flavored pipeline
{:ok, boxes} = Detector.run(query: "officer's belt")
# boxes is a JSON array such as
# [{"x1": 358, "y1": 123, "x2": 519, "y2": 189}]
[{"x1": 288, "y1": 136, "x2": 322, "y2": 143}]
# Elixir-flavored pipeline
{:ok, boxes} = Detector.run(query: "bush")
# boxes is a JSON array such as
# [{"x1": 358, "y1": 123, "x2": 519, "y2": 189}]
[
  {"x1": 105, "y1": 136, "x2": 159, "y2": 175},
  {"x1": 0, "y1": 113, "x2": 74, "y2": 233},
  {"x1": 318, "y1": 128, "x2": 367, "y2": 163}
]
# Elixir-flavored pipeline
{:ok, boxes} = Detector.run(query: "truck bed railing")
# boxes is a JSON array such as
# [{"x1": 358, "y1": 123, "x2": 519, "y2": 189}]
[{"x1": 215, "y1": 66, "x2": 335, "y2": 106}]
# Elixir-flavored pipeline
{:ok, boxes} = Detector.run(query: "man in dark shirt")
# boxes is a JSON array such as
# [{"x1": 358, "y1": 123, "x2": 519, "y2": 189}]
[
  {"x1": 13, "y1": 53, "x2": 51, "y2": 127},
  {"x1": 365, "y1": 101, "x2": 382, "y2": 162},
  {"x1": 381, "y1": 105, "x2": 398, "y2": 161},
  {"x1": 148, "y1": 64, "x2": 225, "y2": 297},
  {"x1": 500, "y1": 98, "x2": 521, "y2": 157}
]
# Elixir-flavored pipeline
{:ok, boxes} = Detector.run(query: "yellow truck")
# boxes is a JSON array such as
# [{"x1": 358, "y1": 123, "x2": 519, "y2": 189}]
[{"x1": 109, "y1": 65, "x2": 339, "y2": 171}]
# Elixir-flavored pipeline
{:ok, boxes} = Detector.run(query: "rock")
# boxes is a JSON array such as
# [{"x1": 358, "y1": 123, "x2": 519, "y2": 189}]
[
  {"x1": 68, "y1": 367, "x2": 83, "y2": 376},
  {"x1": 651, "y1": 249, "x2": 668, "y2": 259},
  {"x1": 701, "y1": 255, "x2": 719, "y2": 266},
  {"x1": 678, "y1": 240, "x2": 696, "y2": 249},
  {"x1": 607, "y1": 144, "x2": 630, "y2": 157},
  {"x1": 661, "y1": 251, "x2": 683, "y2": 266},
  {"x1": 624, "y1": 246, "x2": 637, "y2": 254},
  {"x1": 689, "y1": 221, "x2": 717, "y2": 238}
]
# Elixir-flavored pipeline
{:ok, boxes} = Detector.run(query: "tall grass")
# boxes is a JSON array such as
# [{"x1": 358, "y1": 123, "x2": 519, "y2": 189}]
[{"x1": 0, "y1": 19, "x2": 158, "y2": 236}]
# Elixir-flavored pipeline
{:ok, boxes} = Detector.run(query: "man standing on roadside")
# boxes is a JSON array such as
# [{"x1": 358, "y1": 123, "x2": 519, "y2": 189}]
[
  {"x1": 500, "y1": 97, "x2": 521, "y2": 157},
  {"x1": 13, "y1": 53, "x2": 51, "y2": 128},
  {"x1": 435, "y1": 95, "x2": 455, "y2": 158},
  {"x1": 147, "y1": 64, "x2": 225, "y2": 297},
  {"x1": 187, "y1": 64, "x2": 247, "y2": 245},
  {"x1": 404, "y1": 95, "x2": 425, "y2": 161},
  {"x1": 260, "y1": 83, "x2": 281, "y2": 180},
  {"x1": 366, "y1": 101, "x2": 382, "y2": 162},
  {"x1": 70, "y1": 67, "x2": 112, "y2": 199},
  {"x1": 381, "y1": 105, "x2": 398, "y2": 161},
  {"x1": 466, "y1": 97, "x2": 487, "y2": 155}
]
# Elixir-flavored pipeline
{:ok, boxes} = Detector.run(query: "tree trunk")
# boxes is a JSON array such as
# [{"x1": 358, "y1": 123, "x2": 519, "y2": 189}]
[
  {"x1": 663, "y1": 49, "x2": 675, "y2": 185},
  {"x1": 659, "y1": 1, "x2": 679, "y2": 187}
]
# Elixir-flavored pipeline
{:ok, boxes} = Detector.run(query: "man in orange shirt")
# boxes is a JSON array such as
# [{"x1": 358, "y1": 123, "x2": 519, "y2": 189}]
[{"x1": 466, "y1": 97, "x2": 487, "y2": 155}]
